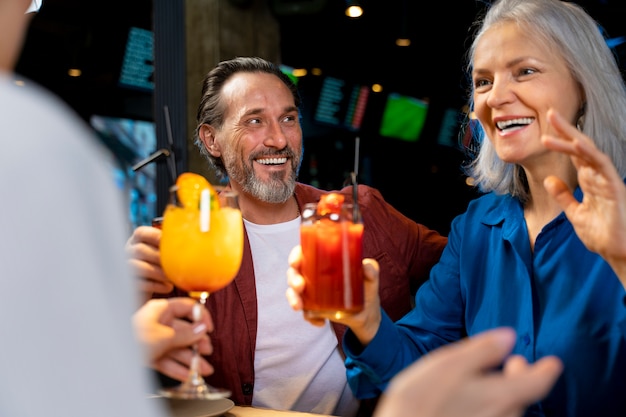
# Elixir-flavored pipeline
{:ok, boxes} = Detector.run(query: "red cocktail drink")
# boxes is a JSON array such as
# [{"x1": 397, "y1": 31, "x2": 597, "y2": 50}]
[{"x1": 300, "y1": 196, "x2": 364, "y2": 318}]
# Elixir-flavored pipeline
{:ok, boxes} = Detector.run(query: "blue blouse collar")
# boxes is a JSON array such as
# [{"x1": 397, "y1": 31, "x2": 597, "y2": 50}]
[{"x1": 481, "y1": 184, "x2": 584, "y2": 228}]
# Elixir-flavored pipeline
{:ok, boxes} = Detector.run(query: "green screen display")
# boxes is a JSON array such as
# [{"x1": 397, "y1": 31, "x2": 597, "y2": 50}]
[{"x1": 379, "y1": 93, "x2": 428, "y2": 142}]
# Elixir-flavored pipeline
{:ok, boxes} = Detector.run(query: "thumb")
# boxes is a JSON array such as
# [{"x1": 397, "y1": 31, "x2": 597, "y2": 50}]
[{"x1": 362, "y1": 258, "x2": 380, "y2": 300}]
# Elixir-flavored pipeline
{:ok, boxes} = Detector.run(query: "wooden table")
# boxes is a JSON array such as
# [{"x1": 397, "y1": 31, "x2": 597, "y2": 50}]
[
  {"x1": 226, "y1": 405, "x2": 335, "y2": 417},
  {"x1": 163, "y1": 397, "x2": 336, "y2": 417}
]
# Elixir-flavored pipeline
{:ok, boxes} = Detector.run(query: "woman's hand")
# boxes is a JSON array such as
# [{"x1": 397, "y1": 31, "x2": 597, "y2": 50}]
[
  {"x1": 542, "y1": 108, "x2": 626, "y2": 283},
  {"x1": 132, "y1": 298, "x2": 214, "y2": 382}
]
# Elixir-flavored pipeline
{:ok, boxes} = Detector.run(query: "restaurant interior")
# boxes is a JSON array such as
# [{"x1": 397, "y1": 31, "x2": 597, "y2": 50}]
[{"x1": 15, "y1": 0, "x2": 626, "y2": 235}]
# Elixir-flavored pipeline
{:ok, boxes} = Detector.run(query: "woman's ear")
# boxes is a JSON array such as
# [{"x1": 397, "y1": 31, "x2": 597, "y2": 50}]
[{"x1": 198, "y1": 124, "x2": 221, "y2": 157}]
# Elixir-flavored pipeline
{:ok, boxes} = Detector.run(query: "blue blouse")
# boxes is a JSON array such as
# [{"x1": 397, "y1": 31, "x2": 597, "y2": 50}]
[{"x1": 344, "y1": 189, "x2": 626, "y2": 417}]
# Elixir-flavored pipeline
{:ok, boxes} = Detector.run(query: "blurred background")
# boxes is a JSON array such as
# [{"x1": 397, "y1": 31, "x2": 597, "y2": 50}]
[{"x1": 15, "y1": 0, "x2": 626, "y2": 234}]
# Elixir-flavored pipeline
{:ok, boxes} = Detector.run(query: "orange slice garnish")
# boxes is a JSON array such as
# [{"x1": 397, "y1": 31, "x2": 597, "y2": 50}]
[
  {"x1": 175, "y1": 172, "x2": 218, "y2": 210},
  {"x1": 317, "y1": 193, "x2": 345, "y2": 216}
]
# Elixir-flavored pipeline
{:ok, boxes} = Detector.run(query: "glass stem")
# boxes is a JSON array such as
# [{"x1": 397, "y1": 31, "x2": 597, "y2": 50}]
[{"x1": 183, "y1": 292, "x2": 210, "y2": 389}]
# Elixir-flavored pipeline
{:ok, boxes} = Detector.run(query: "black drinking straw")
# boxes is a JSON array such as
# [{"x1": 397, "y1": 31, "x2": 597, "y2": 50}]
[
  {"x1": 132, "y1": 148, "x2": 170, "y2": 172},
  {"x1": 351, "y1": 136, "x2": 361, "y2": 223},
  {"x1": 162, "y1": 105, "x2": 178, "y2": 183},
  {"x1": 132, "y1": 105, "x2": 178, "y2": 185}
]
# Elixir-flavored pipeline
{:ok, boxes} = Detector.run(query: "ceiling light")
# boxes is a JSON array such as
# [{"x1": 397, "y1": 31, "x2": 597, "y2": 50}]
[
  {"x1": 395, "y1": 0, "x2": 410, "y2": 47},
  {"x1": 395, "y1": 38, "x2": 411, "y2": 47},
  {"x1": 345, "y1": 1, "x2": 363, "y2": 18}
]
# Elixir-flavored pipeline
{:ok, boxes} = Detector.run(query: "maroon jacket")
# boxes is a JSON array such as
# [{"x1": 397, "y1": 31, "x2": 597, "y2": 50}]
[{"x1": 163, "y1": 182, "x2": 447, "y2": 415}]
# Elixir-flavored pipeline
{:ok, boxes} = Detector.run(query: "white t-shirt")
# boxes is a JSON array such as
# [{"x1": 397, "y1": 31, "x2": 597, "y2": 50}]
[
  {"x1": 0, "y1": 74, "x2": 165, "y2": 417},
  {"x1": 245, "y1": 217, "x2": 358, "y2": 417}
]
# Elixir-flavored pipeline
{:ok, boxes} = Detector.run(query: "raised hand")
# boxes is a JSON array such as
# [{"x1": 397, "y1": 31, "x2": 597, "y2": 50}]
[{"x1": 542, "y1": 108, "x2": 626, "y2": 283}]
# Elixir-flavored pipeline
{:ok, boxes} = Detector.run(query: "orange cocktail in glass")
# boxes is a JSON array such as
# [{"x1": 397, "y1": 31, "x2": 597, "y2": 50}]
[
  {"x1": 158, "y1": 173, "x2": 243, "y2": 400},
  {"x1": 160, "y1": 201, "x2": 243, "y2": 296}
]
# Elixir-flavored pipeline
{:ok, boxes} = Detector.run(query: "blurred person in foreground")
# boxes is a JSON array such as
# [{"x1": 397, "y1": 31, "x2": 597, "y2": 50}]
[
  {"x1": 0, "y1": 0, "x2": 211, "y2": 415},
  {"x1": 374, "y1": 327, "x2": 562, "y2": 417},
  {"x1": 287, "y1": 0, "x2": 626, "y2": 415},
  {"x1": 126, "y1": 56, "x2": 447, "y2": 417}
]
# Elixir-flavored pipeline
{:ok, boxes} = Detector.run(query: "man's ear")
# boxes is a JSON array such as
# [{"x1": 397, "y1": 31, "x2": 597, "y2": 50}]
[{"x1": 198, "y1": 124, "x2": 221, "y2": 157}]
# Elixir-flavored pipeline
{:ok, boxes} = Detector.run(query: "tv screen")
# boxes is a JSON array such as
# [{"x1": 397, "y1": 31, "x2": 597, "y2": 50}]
[
  {"x1": 314, "y1": 76, "x2": 369, "y2": 131},
  {"x1": 119, "y1": 27, "x2": 154, "y2": 92},
  {"x1": 90, "y1": 115, "x2": 157, "y2": 231},
  {"x1": 436, "y1": 107, "x2": 464, "y2": 149},
  {"x1": 379, "y1": 93, "x2": 429, "y2": 142}
]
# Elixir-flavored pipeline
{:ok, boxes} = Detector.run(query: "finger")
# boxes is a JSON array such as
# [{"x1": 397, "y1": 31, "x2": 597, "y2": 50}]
[
  {"x1": 426, "y1": 327, "x2": 517, "y2": 374},
  {"x1": 544, "y1": 109, "x2": 612, "y2": 170},
  {"x1": 499, "y1": 355, "x2": 563, "y2": 408},
  {"x1": 286, "y1": 246, "x2": 305, "y2": 310},
  {"x1": 362, "y1": 258, "x2": 380, "y2": 289},
  {"x1": 126, "y1": 239, "x2": 161, "y2": 261},
  {"x1": 362, "y1": 258, "x2": 381, "y2": 312},
  {"x1": 126, "y1": 227, "x2": 164, "y2": 272},
  {"x1": 286, "y1": 265, "x2": 305, "y2": 294},
  {"x1": 545, "y1": 108, "x2": 589, "y2": 146},
  {"x1": 543, "y1": 176, "x2": 579, "y2": 215},
  {"x1": 304, "y1": 316, "x2": 329, "y2": 327},
  {"x1": 127, "y1": 250, "x2": 171, "y2": 295},
  {"x1": 137, "y1": 277, "x2": 174, "y2": 295},
  {"x1": 362, "y1": 258, "x2": 379, "y2": 275},
  {"x1": 147, "y1": 308, "x2": 213, "y2": 358},
  {"x1": 287, "y1": 244, "x2": 303, "y2": 269},
  {"x1": 156, "y1": 345, "x2": 213, "y2": 372},
  {"x1": 502, "y1": 354, "x2": 529, "y2": 376},
  {"x1": 154, "y1": 358, "x2": 195, "y2": 382},
  {"x1": 126, "y1": 226, "x2": 161, "y2": 248},
  {"x1": 168, "y1": 323, "x2": 212, "y2": 354},
  {"x1": 127, "y1": 256, "x2": 166, "y2": 277},
  {"x1": 195, "y1": 335, "x2": 214, "y2": 356},
  {"x1": 154, "y1": 352, "x2": 215, "y2": 382},
  {"x1": 285, "y1": 287, "x2": 303, "y2": 311},
  {"x1": 166, "y1": 300, "x2": 214, "y2": 332}
]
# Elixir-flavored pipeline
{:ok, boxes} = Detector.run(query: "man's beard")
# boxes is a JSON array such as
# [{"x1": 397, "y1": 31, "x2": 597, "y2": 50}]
[{"x1": 224, "y1": 149, "x2": 300, "y2": 204}]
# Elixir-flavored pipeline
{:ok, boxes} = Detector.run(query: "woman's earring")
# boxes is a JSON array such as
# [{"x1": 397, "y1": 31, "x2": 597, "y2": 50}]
[
  {"x1": 576, "y1": 115, "x2": 584, "y2": 131},
  {"x1": 576, "y1": 102, "x2": 586, "y2": 131}
]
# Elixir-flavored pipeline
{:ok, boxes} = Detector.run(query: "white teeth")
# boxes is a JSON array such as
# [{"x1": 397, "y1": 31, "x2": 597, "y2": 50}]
[
  {"x1": 256, "y1": 157, "x2": 287, "y2": 165},
  {"x1": 496, "y1": 118, "x2": 534, "y2": 130}
]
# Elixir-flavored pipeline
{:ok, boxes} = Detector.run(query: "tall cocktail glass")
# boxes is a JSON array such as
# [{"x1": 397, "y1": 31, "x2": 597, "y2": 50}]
[{"x1": 158, "y1": 177, "x2": 243, "y2": 400}]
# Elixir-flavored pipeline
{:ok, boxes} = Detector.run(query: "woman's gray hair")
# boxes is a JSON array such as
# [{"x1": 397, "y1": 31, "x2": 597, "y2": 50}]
[
  {"x1": 193, "y1": 57, "x2": 301, "y2": 180},
  {"x1": 464, "y1": 0, "x2": 626, "y2": 202}
]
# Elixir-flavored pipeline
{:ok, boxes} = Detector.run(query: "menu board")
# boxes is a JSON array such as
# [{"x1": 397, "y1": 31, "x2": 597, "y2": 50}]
[
  {"x1": 119, "y1": 27, "x2": 154, "y2": 91},
  {"x1": 314, "y1": 76, "x2": 369, "y2": 131}
]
